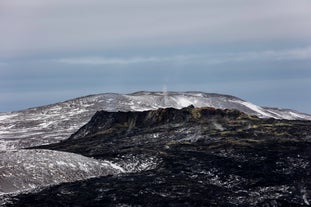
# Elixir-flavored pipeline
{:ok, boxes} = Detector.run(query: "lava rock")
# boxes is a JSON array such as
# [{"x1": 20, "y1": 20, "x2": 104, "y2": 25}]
[{"x1": 5, "y1": 106, "x2": 311, "y2": 206}]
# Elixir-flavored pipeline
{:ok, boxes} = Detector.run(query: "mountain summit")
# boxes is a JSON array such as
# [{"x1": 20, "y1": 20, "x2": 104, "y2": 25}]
[{"x1": 1, "y1": 91, "x2": 310, "y2": 150}]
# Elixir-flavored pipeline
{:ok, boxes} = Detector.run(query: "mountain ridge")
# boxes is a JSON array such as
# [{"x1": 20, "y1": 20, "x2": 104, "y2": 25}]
[{"x1": 1, "y1": 91, "x2": 310, "y2": 150}]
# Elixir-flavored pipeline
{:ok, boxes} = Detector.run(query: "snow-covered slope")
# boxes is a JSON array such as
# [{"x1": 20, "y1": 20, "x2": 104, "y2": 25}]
[
  {"x1": 0, "y1": 149, "x2": 123, "y2": 195},
  {"x1": 0, "y1": 91, "x2": 310, "y2": 150}
]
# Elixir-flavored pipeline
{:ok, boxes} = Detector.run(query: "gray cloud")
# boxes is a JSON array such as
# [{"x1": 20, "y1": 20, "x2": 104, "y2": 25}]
[
  {"x1": 56, "y1": 55, "x2": 195, "y2": 65},
  {"x1": 55, "y1": 46, "x2": 311, "y2": 65},
  {"x1": 1, "y1": 0, "x2": 311, "y2": 57}
]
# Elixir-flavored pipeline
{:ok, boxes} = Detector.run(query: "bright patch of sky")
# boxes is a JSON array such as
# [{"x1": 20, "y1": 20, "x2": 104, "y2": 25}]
[{"x1": 0, "y1": 0, "x2": 311, "y2": 113}]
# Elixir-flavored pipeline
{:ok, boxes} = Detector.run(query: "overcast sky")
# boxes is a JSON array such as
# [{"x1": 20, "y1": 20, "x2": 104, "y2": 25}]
[{"x1": 1, "y1": 0, "x2": 311, "y2": 113}]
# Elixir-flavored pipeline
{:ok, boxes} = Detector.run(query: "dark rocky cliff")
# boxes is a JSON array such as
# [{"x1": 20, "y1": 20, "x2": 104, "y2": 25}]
[{"x1": 7, "y1": 106, "x2": 311, "y2": 206}]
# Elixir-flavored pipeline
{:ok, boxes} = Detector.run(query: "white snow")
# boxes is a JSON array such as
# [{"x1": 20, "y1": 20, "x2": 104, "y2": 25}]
[
  {"x1": 301, "y1": 187, "x2": 310, "y2": 206},
  {"x1": 289, "y1": 112, "x2": 306, "y2": 119},
  {"x1": 265, "y1": 109, "x2": 284, "y2": 117},
  {"x1": 0, "y1": 113, "x2": 19, "y2": 121},
  {"x1": 103, "y1": 161, "x2": 126, "y2": 173},
  {"x1": 231, "y1": 100, "x2": 275, "y2": 118},
  {"x1": 0, "y1": 149, "x2": 124, "y2": 195},
  {"x1": 174, "y1": 96, "x2": 194, "y2": 108},
  {"x1": 38, "y1": 121, "x2": 52, "y2": 128},
  {"x1": 212, "y1": 122, "x2": 225, "y2": 131}
]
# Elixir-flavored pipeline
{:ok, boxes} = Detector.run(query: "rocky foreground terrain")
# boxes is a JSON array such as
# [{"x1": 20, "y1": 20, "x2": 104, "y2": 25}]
[{"x1": 4, "y1": 106, "x2": 311, "y2": 206}]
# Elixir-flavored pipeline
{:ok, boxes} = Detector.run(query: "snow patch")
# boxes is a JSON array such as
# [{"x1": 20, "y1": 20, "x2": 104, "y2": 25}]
[
  {"x1": 289, "y1": 112, "x2": 306, "y2": 119},
  {"x1": 0, "y1": 113, "x2": 19, "y2": 121},
  {"x1": 231, "y1": 100, "x2": 274, "y2": 118},
  {"x1": 174, "y1": 96, "x2": 194, "y2": 108},
  {"x1": 0, "y1": 149, "x2": 124, "y2": 195},
  {"x1": 103, "y1": 161, "x2": 126, "y2": 173}
]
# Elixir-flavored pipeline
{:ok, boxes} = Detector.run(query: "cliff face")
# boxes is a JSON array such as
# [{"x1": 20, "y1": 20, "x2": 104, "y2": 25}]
[{"x1": 7, "y1": 106, "x2": 311, "y2": 206}]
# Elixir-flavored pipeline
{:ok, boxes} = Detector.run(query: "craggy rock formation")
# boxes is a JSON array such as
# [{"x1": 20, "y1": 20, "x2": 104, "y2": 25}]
[{"x1": 5, "y1": 106, "x2": 311, "y2": 206}]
